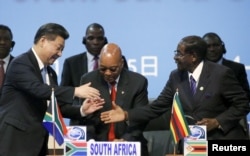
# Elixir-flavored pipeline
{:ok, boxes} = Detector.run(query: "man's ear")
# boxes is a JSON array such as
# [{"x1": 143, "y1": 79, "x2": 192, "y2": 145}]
[{"x1": 11, "y1": 41, "x2": 15, "y2": 48}]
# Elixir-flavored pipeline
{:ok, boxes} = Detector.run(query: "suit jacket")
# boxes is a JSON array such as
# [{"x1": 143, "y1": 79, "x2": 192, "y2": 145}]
[
  {"x1": 222, "y1": 58, "x2": 250, "y2": 99},
  {"x1": 0, "y1": 55, "x2": 14, "y2": 98},
  {"x1": 60, "y1": 52, "x2": 129, "y2": 125},
  {"x1": 80, "y1": 68, "x2": 149, "y2": 156},
  {"x1": 0, "y1": 50, "x2": 82, "y2": 156},
  {"x1": 222, "y1": 58, "x2": 250, "y2": 138},
  {"x1": 129, "y1": 61, "x2": 250, "y2": 140}
]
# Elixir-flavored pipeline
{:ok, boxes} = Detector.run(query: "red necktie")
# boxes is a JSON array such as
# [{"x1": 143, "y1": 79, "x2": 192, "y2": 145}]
[
  {"x1": 93, "y1": 56, "x2": 99, "y2": 70},
  {"x1": 108, "y1": 81, "x2": 116, "y2": 141},
  {"x1": 0, "y1": 60, "x2": 5, "y2": 88}
]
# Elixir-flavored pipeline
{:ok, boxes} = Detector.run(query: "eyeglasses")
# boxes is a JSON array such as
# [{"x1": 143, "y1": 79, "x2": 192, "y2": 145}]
[
  {"x1": 99, "y1": 66, "x2": 120, "y2": 73},
  {"x1": 174, "y1": 50, "x2": 189, "y2": 58}
]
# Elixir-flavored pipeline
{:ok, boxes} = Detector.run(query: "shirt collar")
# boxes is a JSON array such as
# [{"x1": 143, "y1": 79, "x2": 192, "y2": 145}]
[
  {"x1": 217, "y1": 57, "x2": 223, "y2": 64},
  {"x1": 32, "y1": 47, "x2": 45, "y2": 70},
  {"x1": 188, "y1": 61, "x2": 204, "y2": 82},
  {"x1": 1, "y1": 54, "x2": 10, "y2": 64},
  {"x1": 87, "y1": 51, "x2": 99, "y2": 61},
  {"x1": 108, "y1": 75, "x2": 120, "y2": 87}
]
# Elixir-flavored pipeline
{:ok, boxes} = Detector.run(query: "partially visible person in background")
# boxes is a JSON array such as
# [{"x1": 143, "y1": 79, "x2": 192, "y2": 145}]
[
  {"x1": 0, "y1": 23, "x2": 104, "y2": 156},
  {"x1": 61, "y1": 23, "x2": 128, "y2": 125},
  {"x1": 80, "y1": 43, "x2": 149, "y2": 156},
  {"x1": 0, "y1": 24, "x2": 15, "y2": 97},
  {"x1": 203, "y1": 32, "x2": 250, "y2": 138}
]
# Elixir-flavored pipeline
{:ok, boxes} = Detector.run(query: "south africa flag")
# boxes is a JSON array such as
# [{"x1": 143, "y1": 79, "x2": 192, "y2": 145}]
[{"x1": 65, "y1": 141, "x2": 87, "y2": 156}]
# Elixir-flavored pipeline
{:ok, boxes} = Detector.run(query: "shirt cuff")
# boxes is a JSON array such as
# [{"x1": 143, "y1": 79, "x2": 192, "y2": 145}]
[{"x1": 80, "y1": 105, "x2": 87, "y2": 117}]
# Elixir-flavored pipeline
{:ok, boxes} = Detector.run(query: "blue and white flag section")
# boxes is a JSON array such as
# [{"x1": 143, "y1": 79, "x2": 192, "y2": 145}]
[{"x1": 87, "y1": 141, "x2": 141, "y2": 156}]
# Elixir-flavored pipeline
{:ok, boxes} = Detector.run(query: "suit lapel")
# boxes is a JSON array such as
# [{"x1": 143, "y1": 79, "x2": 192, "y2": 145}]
[
  {"x1": 81, "y1": 52, "x2": 88, "y2": 76},
  {"x1": 99, "y1": 78, "x2": 113, "y2": 110},
  {"x1": 47, "y1": 67, "x2": 57, "y2": 86},
  {"x1": 194, "y1": 61, "x2": 211, "y2": 104},
  {"x1": 115, "y1": 70, "x2": 128, "y2": 107},
  {"x1": 27, "y1": 50, "x2": 44, "y2": 83},
  {"x1": 177, "y1": 71, "x2": 194, "y2": 109}
]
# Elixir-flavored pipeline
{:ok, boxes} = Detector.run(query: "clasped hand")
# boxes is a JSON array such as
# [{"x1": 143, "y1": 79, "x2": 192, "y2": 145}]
[
  {"x1": 100, "y1": 101, "x2": 125, "y2": 123},
  {"x1": 82, "y1": 98, "x2": 105, "y2": 115},
  {"x1": 100, "y1": 102, "x2": 221, "y2": 132},
  {"x1": 196, "y1": 118, "x2": 220, "y2": 131}
]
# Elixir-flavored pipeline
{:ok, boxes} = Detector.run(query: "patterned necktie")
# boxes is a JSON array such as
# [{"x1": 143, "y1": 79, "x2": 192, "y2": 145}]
[
  {"x1": 93, "y1": 56, "x2": 99, "y2": 70},
  {"x1": 108, "y1": 81, "x2": 116, "y2": 141},
  {"x1": 0, "y1": 60, "x2": 5, "y2": 87},
  {"x1": 190, "y1": 75, "x2": 196, "y2": 95}
]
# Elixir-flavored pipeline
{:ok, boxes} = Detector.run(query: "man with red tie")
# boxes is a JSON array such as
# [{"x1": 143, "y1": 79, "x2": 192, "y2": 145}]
[
  {"x1": 60, "y1": 23, "x2": 129, "y2": 125},
  {"x1": 79, "y1": 43, "x2": 149, "y2": 156}
]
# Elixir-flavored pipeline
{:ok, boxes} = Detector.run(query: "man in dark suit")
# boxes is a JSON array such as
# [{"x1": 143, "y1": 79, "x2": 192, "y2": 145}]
[
  {"x1": 203, "y1": 32, "x2": 250, "y2": 138},
  {"x1": 0, "y1": 24, "x2": 15, "y2": 97},
  {"x1": 60, "y1": 23, "x2": 128, "y2": 125},
  {"x1": 0, "y1": 23, "x2": 104, "y2": 156},
  {"x1": 80, "y1": 43, "x2": 149, "y2": 156},
  {"x1": 101, "y1": 36, "x2": 250, "y2": 150}
]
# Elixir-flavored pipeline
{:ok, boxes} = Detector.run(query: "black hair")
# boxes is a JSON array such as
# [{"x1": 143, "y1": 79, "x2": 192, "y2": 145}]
[
  {"x1": 82, "y1": 23, "x2": 107, "y2": 45},
  {"x1": 0, "y1": 24, "x2": 13, "y2": 39},
  {"x1": 34, "y1": 23, "x2": 69, "y2": 44},
  {"x1": 85, "y1": 23, "x2": 105, "y2": 35},
  {"x1": 180, "y1": 35, "x2": 207, "y2": 61}
]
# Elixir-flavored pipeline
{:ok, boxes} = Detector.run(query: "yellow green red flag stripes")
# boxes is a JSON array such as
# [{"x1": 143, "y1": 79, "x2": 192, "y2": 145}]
[
  {"x1": 184, "y1": 141, "x2": 207, "y2": 156},
  {"x1": 170, "y1": 91, "x2": 191, "y2": 144}
]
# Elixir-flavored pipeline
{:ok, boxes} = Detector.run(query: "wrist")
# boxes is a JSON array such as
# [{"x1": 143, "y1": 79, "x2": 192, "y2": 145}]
[
  {"x1": 80, "y1": 105, "x2": 87, "y2": 117},
  {"x1": 74, "y1": 87, "x2": 79, "y2": 97},
  {"x1": 124, "y1": 111, "x2": 128, "y2": 121}
]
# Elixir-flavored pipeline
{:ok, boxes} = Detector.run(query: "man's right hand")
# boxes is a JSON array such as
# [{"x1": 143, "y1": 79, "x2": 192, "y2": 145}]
[
  {"x1": 100, "y1": 101, "x2": 126, "y2": 123},
  {"x1": 75, "y1": 82, "x2": 100, "y2": 99},
  {"x1": 81, "y1": 98, "x2": 105, "y2": 115}
]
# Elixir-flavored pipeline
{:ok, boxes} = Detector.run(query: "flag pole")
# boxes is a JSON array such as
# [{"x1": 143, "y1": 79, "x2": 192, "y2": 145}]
[
  {"x1": 52, "y1": 88, "x2": 56, "y2": 156},
  {"x1": 174, "y1": 144, "x2": 176, "y2": 156},
  {"x1": 53, "y1": 123, "x2": 56, "y2": 156},
  {"x1": 168, "y1": 88, "x2": 190, "y2": 156}
]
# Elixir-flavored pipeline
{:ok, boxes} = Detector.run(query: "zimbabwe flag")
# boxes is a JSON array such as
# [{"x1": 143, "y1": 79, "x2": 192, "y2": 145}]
[{"x1": 170, "y1": 91, "x2": 191, "y2": 144}]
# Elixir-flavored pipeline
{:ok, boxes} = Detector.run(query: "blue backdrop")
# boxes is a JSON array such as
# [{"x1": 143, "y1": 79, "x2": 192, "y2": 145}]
[{"x1": 1, "y1": 0, "x2": 249, "y2": 123}]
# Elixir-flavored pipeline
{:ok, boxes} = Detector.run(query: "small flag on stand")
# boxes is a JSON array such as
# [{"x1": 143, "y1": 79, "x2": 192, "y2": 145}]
[
  {"x1": 43, "y1": 89, "x2": 68, "y2": 146},
  {"x1": 170, "y1": 90, "x2": 191, "y2": 144}
]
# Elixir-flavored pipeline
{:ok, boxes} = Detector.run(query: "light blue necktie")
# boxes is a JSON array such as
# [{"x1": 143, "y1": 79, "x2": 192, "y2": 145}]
[{"x1": 41, "y1": 67, "x2": 47, "y2": 83}]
